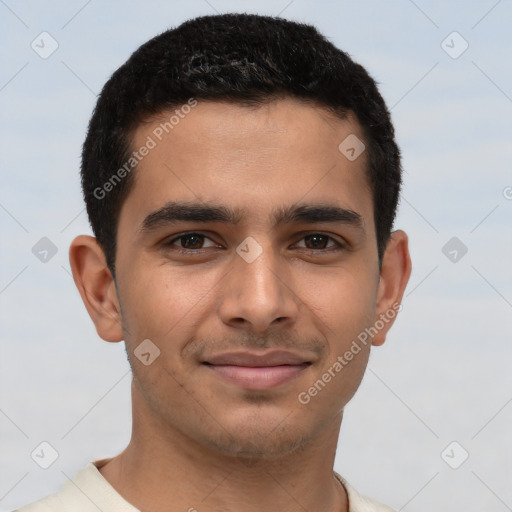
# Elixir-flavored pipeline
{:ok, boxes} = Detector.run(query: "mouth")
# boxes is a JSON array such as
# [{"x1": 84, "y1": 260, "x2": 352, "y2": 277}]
[{"x1": 202, "y1": 351, "x2": 312, "y2": 390}]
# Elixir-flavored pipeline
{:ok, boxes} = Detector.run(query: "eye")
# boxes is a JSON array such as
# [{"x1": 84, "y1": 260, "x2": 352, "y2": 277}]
[
  {"x1": 294, "y1": 233, "x2": 344, "y2": 251},
  {"x1": 163, "y1": 232, "x2": 345, "y2": 254},
  {"x1": 166, "y1": 232, "x2": 219, "y2": 251}
]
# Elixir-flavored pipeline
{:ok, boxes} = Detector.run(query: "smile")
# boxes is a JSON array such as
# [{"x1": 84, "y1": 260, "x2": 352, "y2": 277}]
[{"x1": 202, "y1": 350, "x2": 312, "y2": 390}]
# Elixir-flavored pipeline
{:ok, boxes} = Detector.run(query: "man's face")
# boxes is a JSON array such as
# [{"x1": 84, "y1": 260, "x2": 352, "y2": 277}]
[{"x1": 114, "y1": 98, "x2": 382, "y2": 457}]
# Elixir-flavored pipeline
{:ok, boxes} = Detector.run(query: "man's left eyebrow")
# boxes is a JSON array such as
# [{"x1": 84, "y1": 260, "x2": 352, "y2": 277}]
[
  {"x1": 272, "y1": 204, "x2": 364, "y2": 233},
  {"x1": 139, "y1": 201, "x2": 365, "y2": 234}
]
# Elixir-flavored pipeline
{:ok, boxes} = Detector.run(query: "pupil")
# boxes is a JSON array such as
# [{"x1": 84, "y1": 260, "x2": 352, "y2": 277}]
[
  {"x1": 308, "y1": 235, "x2": 326, "y2": 249},
  {"x1": 184, "y1": 234, "x2": 202, "y2": 249}
]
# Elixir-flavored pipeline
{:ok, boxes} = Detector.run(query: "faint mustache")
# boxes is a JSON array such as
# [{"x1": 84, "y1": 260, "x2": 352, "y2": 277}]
[{"x1": 184, "y1": 330, "x2": 328, "y2": 359}]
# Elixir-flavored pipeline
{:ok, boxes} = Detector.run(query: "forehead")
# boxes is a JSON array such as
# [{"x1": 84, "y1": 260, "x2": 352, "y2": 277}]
[{"x1": 121, "y1": 98, "x2": 374, "y2": 233}]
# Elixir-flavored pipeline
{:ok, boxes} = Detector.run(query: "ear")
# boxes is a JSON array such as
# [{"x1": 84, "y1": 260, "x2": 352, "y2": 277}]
[
  {"x1": 371, "y1": 230, "x2": 412, "y2": 346},
  {"x1": 69, "y1": 235, "x2": 124, "y2": 342}
]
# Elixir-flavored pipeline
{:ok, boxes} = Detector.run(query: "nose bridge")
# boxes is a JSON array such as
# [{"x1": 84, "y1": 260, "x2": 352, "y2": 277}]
[{"x1": 218, "y1": 236, "x2": 298, "y2": 330}]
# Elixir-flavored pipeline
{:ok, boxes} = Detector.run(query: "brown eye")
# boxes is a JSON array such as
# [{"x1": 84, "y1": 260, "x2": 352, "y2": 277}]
[
  {"x1": 296, "y1": 234, "x2": 341, "y2": 250},
  {"x1": 166, "y1": 233, "x2": 218, "y2": 251},
  {"x1": 179, "y1": 234, "x2": 204, "y2": 249},
  {"x1": 304, "y1": 234, "x2": 330, "y2": 249}
]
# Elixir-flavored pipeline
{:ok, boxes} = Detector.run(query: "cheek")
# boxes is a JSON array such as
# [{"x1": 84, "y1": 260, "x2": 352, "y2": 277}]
[
  {"x1": 300, "y1": 264, "x2": 378, "y2": 337},
  {"x1": 118, "y1": 263, "x2": 223, "y2": 347}
]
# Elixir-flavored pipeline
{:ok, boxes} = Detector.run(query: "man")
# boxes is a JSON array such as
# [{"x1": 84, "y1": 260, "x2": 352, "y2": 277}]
[{"x1": 17, "y1": 13, "x2": 411, "y2": 512}]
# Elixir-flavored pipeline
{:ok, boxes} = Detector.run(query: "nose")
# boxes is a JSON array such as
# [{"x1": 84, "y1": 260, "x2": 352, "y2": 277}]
[{"x1": 217, "y1": 240, "x2": 300, "y2": 333}]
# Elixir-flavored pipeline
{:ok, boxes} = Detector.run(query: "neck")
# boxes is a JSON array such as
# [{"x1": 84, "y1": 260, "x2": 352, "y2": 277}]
[{"x1": 99, "y1": 381, "x2": 348, "y2": 512}]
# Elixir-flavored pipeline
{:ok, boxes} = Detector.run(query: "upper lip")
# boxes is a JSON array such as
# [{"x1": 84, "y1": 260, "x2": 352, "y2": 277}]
[{"x1": 204, "y1": 350, "x2": 311, "y2": 367}]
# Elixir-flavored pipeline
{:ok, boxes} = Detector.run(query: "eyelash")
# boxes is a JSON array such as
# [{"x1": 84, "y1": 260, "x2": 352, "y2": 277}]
[{"x1": 164, "y1": 232, "x2": 346, "y2": 254}]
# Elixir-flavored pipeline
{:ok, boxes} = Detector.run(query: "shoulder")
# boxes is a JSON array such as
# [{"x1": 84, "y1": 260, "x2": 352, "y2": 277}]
[
  {"x1": 335, "y1": 472, "x2": 396, "y2": 512},
  {"x1": 14, "y1": 463, "x2": 101, "y2": 512},
  {"x1": 14, "y1": 475, "x2": 92, "y2": 512},
  {"x1": 14, "y1": 493, "x2": 65, "y2": 512},
  {"x1": 14, "y1": 460, "x2": 139, "y2": 512}
]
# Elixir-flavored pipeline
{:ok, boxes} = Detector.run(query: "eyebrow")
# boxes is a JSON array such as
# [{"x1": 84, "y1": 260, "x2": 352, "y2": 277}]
[{"x1": 139, "y1": 201, "x2": 365, "y2": 234}]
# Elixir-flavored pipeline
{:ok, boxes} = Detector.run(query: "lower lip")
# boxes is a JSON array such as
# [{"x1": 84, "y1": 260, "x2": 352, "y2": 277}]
[{"x1": 205, "y1": 364, "x2": 309, "y2": 390}]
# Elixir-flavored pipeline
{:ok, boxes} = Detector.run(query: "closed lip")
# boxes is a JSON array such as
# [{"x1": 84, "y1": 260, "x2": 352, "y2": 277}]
[{"x1": 203, "y1": 350, "x2": 312, "y2": 367}]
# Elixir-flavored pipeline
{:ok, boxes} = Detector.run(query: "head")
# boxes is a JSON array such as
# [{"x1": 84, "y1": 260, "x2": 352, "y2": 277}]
[
  {"x1": 82, "y1": 13, "x2": 401, "y2": 275},
  {"x1": 70, "y1": 14, "x2": 411, "y2": 461}
]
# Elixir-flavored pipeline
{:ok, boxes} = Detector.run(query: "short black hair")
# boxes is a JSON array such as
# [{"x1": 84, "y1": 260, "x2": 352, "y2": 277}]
[{"x1": 81, "y1": 13, "x2": 402, "y2": 275}]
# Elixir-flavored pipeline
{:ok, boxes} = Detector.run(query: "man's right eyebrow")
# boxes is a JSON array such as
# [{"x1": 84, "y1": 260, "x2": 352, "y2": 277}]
[{"x1": 139, "y1": 202, "x2": 244, "y2": 233}]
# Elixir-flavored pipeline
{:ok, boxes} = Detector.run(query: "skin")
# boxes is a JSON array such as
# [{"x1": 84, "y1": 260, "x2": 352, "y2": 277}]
[{"x1": 70, "y1": 98, "x2": 411, "y2": 512}]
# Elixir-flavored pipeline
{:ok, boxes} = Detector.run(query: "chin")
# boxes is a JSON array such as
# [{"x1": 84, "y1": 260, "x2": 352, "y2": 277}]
[
  {"x1": 194, "y1": 407, "x2": 319, "y2": 460},
  {"x1": 207, "y1": 428, "x2": 311, "y2": 461}
]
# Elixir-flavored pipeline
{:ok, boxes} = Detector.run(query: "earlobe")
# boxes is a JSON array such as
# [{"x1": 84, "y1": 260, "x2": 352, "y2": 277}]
[
  {"x1": 69, "y1": 235, "x2": 124, "y2": 343},
  {"x1": 372, "y1": 230, "x2": 412, "y2": 346}
]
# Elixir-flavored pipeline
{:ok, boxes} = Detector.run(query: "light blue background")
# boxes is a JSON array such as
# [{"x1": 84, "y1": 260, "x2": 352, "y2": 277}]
[{"x1": 1, "y1": 1, "x2": 511, "y2": 510}]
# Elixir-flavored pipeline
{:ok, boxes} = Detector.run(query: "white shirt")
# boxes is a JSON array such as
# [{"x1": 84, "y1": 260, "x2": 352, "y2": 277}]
[{"x1": 15, "y1": 459, "x2": 395, "y2": 512}]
